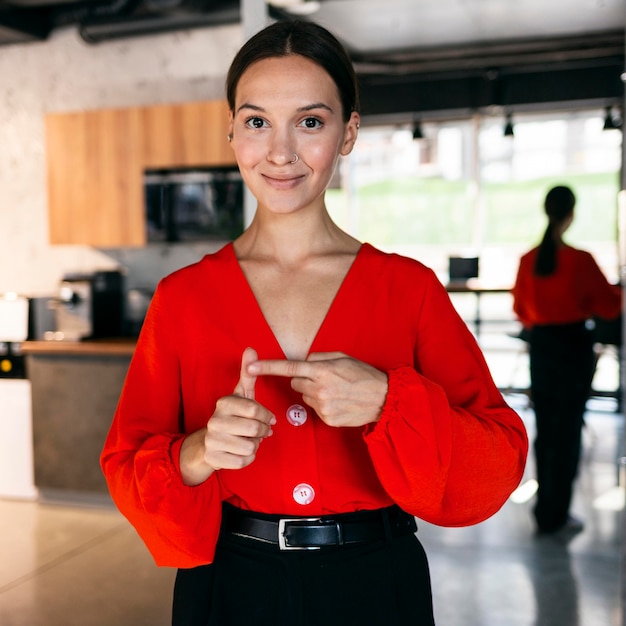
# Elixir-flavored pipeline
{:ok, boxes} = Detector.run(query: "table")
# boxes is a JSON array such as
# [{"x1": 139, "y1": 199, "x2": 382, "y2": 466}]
[{"x1": 445, "y1": 280, "x2": 513, "y2": 340}]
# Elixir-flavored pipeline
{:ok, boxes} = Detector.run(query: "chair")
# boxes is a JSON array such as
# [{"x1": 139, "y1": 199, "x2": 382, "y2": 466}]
[
  {"x1": 592, "y1": 315, "x2": 621, "y2": 347},
  {"x1": 591, "y1": 315, "x2": 622, "y2": 410}
]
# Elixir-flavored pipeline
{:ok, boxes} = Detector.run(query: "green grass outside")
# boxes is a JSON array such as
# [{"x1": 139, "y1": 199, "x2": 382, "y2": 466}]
[{"x1": 327, "y1": 171, "x2": 620, "y2": 247}]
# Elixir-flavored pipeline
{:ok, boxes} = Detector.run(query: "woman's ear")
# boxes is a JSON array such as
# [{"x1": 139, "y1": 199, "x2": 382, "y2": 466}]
[
  {"x1": 340, "y1": 112, "x2": 361, "y2": 156},
  {"x1": 227, "y1": 110, "x2": 234, "y2": 144}
]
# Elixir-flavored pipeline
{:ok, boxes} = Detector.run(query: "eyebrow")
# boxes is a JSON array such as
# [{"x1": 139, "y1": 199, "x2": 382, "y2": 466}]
[{"x1": 235, "y1": 102, "x2": 335, "y2": 115}]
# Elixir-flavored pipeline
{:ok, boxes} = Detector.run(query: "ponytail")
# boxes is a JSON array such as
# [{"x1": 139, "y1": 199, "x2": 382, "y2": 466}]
[
  {"x1": 533, "y1": 185, "x2": 575, "y2": 277},
  {"x1": 534, "y1": 222, "x2": 557, "y2": 276}
]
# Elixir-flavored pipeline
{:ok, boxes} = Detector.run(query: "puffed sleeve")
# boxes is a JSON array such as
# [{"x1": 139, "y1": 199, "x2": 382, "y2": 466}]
[
  {"x1": 579, "y1": 251, "x2": 621, "y2": 320},
  {"x1": 364, "y1": 273, "x2": 528, "y2": 526},
  {"x1": 100, "y1": 281, "x2": 223, "y2": 568}
]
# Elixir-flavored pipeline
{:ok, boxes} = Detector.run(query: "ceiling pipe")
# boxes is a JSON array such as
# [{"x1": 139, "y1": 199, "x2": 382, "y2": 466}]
[{"x1": 78, "y1": 0, "x2": 239, "y2": 43}]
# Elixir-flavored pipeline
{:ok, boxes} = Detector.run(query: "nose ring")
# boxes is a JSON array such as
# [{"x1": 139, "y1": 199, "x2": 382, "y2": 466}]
[{"x1": 289, "y1": 154, "x2": 299, "y2": 164}]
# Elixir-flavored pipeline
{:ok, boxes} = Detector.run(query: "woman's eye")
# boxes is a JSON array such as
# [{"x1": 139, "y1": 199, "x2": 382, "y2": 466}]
[
  {"x1": 245, "y1": 117, "x2": 267, "y2": 129},
  {"x1": 300, "y1": 117, "x2": 323, "y2": 129}
]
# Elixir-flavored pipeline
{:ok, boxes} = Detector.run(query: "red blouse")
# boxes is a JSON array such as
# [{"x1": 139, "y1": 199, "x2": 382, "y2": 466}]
[
  {"x1": 101, "y1": 243, "x2": 528, "y2": 568},
  {"x1": 512, "y1": 245, "x2": 621, "y2": 327}
]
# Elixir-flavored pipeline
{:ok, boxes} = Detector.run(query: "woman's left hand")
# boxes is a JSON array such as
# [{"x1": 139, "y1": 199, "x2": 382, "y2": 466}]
[{"x1": 248, "y1": 352, "x2": 388, "y2": 427}]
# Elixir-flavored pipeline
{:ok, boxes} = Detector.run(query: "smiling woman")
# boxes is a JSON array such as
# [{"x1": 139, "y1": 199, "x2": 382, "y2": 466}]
[
  {"x1": 227, "y1": 50, "x2": 359, "y2": 221},
  {"x1": 101, "y1": 19, "x2": 528, "y2": 626}
]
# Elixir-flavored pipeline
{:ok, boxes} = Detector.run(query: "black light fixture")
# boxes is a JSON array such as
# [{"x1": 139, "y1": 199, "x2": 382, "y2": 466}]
[
  {"x1": 412, "y1": 117, "x2": 424, "y2": 140},
  {"x1": 503, "y1": 113, "x2": 514, "y2": 137},
  {"x1": 603, "y1": 106, "x2": 622, "y2": 130}
]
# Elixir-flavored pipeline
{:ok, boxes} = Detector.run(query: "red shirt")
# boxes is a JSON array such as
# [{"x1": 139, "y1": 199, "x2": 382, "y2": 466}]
[
  {"x1": 101, "y1": 243, "x2": 528, "y2": 567},
  {"x1": 512, "y1": 245, "x2": 621, "y2": 327}
]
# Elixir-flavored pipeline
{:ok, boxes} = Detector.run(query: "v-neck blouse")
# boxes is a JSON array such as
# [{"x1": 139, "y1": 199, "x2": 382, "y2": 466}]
[
  {"x1": 101, "y1": 242, "x2": 528, "y2": 567},
  {"x1": 230, "y1": 240, "x2": 364, "y2": 359}
]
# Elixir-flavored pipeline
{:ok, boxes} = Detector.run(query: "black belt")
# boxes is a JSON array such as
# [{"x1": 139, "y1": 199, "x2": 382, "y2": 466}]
[{"x1": 221, "y1": 503, "x2": 417, "y2": 551}]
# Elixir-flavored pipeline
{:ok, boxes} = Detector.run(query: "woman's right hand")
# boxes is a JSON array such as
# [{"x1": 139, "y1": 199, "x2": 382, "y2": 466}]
[{"x1": 179, "y1": 347, "x2": 276, "y2": 486}]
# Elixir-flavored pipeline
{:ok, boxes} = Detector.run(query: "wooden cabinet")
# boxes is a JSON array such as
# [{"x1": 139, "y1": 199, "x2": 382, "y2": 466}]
[
  {"x1": 141, "y1": 101, "x2": 233, "y2": 168},
  {"x1": 45, "y1": 100, "x2": 235, "y2": 246}
]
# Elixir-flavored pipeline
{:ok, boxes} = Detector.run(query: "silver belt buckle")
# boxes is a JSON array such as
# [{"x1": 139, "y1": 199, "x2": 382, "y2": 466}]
[{"x1": 278, "y1": 517, "x2": 322, "y2": 550}]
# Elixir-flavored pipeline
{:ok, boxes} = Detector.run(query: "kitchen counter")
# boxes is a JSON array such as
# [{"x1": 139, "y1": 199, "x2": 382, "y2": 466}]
[
  {"x1": 20, "y1": 338, "x2": 136, "y2": 356},
  {"x1": 23, "y1": 339, "x2": 136, "y2": 497}
]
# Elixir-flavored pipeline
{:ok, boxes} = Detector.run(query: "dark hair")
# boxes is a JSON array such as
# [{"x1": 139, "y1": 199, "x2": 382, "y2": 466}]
[
  {"x1": 226, "y1": 20, "x2": 360, "y2": 122},
  {"x1": 534, "y1": 185, "x2": 576, "y2": 276}
]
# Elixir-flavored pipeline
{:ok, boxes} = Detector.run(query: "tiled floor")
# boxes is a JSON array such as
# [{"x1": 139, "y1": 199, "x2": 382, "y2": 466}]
[
  {"x1": 0, "y1": 394, "x2": 622, "y2": 626},
  {"x1": 421, "y1": 393, "x2": 623, "y2": 626}
]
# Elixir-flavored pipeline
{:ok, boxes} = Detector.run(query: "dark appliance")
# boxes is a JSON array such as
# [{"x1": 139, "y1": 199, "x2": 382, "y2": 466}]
[
  {"x1": 55, "y1": 270, "x2": 125, "y2": 341},
  {"x1": 145, "y1": 166, "x2": 244, "y2": 243},
  {"x1": 448, "y1": 256, "x2": 479, "y2": 283},
  {"x1": 28, "y1": 296, "x2": 57, "y2": 340}
]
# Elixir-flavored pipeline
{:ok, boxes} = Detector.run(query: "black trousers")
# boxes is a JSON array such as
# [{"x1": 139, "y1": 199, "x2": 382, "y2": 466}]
[
  {"x1": 528, "y1": 322, "x2": 595, "y2": 532},
  {"x1": 172, "y1": 516, "x2": 434, "y2": 626}
]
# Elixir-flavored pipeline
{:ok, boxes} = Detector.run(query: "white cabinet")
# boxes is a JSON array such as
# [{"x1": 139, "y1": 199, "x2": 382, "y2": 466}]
[{"x1": 0, "y1": 379, "x2": 38, "y2": 500}]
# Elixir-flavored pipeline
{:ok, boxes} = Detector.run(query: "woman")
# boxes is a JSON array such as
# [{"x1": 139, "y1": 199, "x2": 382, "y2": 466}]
[
  {"x1": 102, "y1": 20, "x2": 528, "y2": 625},
  {"x1": 512, "y1": 185, "x2": 621, "y2": 534}
]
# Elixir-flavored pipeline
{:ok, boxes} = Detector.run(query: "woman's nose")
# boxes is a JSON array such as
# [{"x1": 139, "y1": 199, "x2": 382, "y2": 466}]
[{"x1": 266, "y1": 131, "x2": 297, "y2": 165}]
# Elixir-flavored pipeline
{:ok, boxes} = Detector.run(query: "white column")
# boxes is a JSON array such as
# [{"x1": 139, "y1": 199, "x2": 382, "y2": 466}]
[{"x1": 240, "y1": 0, "x2": 270, "y2": 228}]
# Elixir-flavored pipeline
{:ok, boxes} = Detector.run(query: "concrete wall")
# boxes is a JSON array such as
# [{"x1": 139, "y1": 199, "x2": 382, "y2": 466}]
[{"x1": 0, "y1": 23, "x2": 243, "y2": 297}]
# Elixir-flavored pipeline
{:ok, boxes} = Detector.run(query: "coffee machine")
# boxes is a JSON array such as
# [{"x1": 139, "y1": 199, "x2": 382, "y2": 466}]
[{"x1": 55, "y1": 270, "x2": 125, "y2": 341}]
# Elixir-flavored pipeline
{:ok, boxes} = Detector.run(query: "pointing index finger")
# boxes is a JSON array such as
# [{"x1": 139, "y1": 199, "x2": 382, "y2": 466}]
[{"x1": 248, "y1": 359, "x2": 312, "y2": 379}]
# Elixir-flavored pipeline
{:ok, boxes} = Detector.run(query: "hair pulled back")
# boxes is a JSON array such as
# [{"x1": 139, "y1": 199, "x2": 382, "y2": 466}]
[
  {"x1": 534, "y1": 185, "x2": 576, "y2": 276},
  {"x1": 226, "y1": 20, "x2": 360, "y2": 122}
]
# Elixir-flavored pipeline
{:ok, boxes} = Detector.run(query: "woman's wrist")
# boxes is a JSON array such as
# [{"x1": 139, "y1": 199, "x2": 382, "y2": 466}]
[{"x1": 179, "y1": 429, "x2": 215, "y2": 486}]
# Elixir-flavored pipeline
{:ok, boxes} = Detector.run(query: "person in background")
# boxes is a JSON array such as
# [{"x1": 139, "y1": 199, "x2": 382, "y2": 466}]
[
  {"x1": 101, "y1": 20, "x2": 528, "y2": 625},
  {"x1": 512, "y1": 185, "x2": 621, "y2": 535}
]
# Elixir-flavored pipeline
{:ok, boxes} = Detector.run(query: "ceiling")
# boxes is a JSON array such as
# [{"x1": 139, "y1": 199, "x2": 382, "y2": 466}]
[
  {"x1": 0, "y1": 0, "x2": 623, "y2": 116},
  {"x1": 303, "y1": 0, "x2": 625, "y2": 117},
  {"x1": 307, "y1": 0, "x2": 624, "y2": 53}
]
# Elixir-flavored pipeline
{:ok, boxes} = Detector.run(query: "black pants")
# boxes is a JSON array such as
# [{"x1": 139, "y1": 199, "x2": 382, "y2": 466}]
[
  {"x1": 528, "y1": 322, "x2": 595, "y2": 532},
  {"x1": 172, "y1": 517, "x2": 434, "y2": 625}
]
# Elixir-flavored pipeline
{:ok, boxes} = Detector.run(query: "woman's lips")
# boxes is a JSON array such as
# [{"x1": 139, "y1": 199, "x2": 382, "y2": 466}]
[{"x1": 262, "y1": 173, "x2": 304, "y2": 190}]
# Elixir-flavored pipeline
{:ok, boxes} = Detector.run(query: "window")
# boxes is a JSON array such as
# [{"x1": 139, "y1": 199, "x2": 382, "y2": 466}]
[{"x1": 329, "y1": 109, "x2": 622, "y2": 286}]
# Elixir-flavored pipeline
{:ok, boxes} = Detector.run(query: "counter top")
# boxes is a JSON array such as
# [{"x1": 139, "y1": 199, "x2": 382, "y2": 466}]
[
  {"x1": 20, "y1": 339, "x2": 137, "y2": 356},
  {"x1": 445, "y1": 280, "x2": 512, "y2": 293}
]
